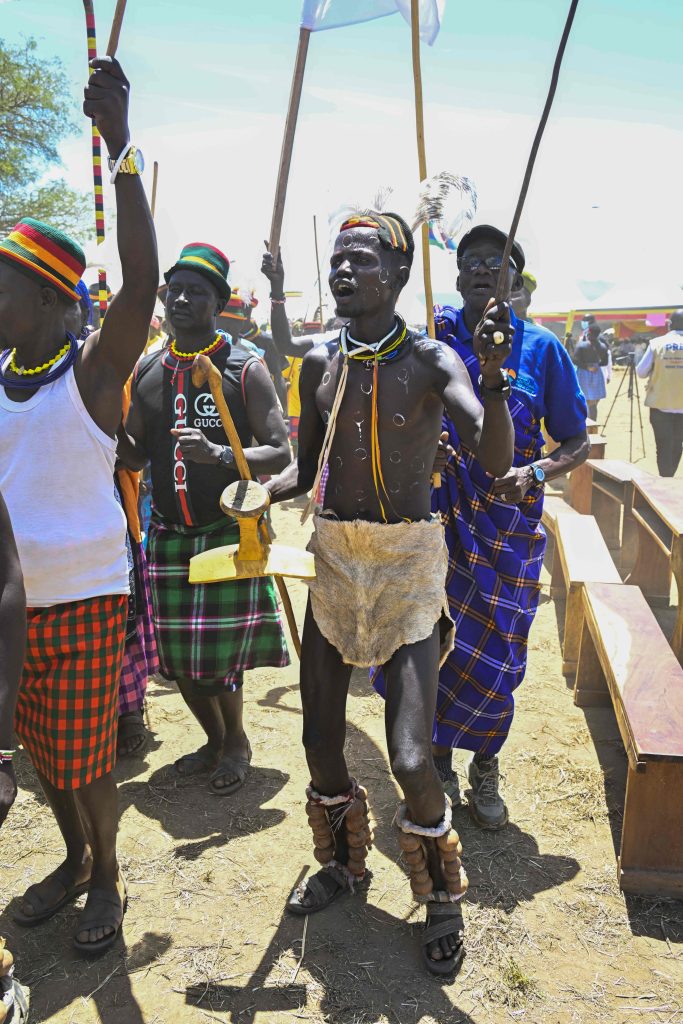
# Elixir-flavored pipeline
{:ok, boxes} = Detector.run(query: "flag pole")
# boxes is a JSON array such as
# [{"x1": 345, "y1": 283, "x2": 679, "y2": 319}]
[
  {"x1": 313, "y1": 214, "x2": 325, "y2": 333},
  {"x1": 410, "y1": 0, "x2": 435, "y2": 341},
  {"x1": 269, "y1": 27, "x2": 311, "y2": 256}
]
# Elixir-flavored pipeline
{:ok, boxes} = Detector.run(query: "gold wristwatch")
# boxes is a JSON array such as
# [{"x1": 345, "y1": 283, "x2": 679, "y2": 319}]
[{"x1": 108, "y1": 144, "x2": 145, "y2": 180}]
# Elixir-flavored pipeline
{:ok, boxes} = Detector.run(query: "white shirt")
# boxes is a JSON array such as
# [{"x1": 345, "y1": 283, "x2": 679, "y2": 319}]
[{"x1": 0, "y1": 366, "x2": 128, "y2": 606}]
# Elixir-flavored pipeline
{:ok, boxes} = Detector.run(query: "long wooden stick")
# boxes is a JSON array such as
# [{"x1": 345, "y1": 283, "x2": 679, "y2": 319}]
[
  {"x1": 269, "y1": 27, "x2": 311, "y2": 255},
  {"x1": 495, "y1": 0, "x2": 580, "y2": 303},
  {"x1": 313, "y1": 215, "x2": 325, "y2": 334},
  {"x1": 411, "y1": 0, "x2": 435, "y2": 342},
  {"x1": 106, "y1": 0, "x2": 128, "y2": 57},
  {"x1": 151, "y1": 160, "x2": 159, "y2": 219},
  {"x1": 411, "y1": 0, "x2": 440, "y2": 488}
]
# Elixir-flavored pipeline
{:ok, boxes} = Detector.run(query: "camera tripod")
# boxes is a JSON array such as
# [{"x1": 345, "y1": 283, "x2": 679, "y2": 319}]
[{"x1": 602, "y1": 353, "x2": 646, "y2": 463}]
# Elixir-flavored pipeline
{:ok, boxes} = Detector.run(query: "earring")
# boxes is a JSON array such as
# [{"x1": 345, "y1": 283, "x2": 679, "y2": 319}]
[{"x1": 379, "y1": 269, "x2": 389, "y2": 284}]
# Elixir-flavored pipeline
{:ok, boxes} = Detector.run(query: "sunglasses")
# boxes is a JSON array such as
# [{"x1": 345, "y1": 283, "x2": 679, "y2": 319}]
[{"x1": 458, "y1": 255, "x2": 518, "y2": 274}]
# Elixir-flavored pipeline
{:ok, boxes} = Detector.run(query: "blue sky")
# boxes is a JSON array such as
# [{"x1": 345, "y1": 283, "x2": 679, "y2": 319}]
[{"x1": 3, "y1": 0, "x2": 683, "y2": 316}]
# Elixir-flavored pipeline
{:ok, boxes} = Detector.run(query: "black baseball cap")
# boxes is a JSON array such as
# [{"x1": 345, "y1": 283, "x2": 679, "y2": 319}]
[{"x1": 457, "y1": 224, "x2": 525, "y2": 274}]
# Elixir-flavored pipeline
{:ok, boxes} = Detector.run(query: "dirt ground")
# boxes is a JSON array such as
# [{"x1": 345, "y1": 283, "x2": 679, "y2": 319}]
[{"x1": 1, "y1": 367, "x2": 682, "y2": 1024}]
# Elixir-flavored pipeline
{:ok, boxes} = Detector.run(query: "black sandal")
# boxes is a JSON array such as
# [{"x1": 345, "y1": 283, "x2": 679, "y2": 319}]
[
  {"x1": 174, "y1": 745, "x2": 221, "y2": 777},
  {"x1": 13, "y1": 865, "x2": 90, "y2": 927},
  {"x1": 287, "y1": 867, "x2": 347, "y2": 916},
  {"x1": 421, "y1": 903, "x2": 465, "y2": 977},
  {"x1": 208, "y1": 741, "x2": 252, "y2": 796},
  {"x1": 117, "y1": 710, "x2": 149, "y2": 758}
]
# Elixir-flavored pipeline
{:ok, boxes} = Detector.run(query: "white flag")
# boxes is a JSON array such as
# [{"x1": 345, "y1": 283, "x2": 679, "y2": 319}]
[{"x1": 300, "y1": 0, "x2": 445, "y2": 46}]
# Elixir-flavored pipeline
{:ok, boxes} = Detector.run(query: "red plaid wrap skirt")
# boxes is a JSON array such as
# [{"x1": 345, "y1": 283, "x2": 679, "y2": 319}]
[{"x1": 15, "y1": 595, "x2": 127, "y2": 790}]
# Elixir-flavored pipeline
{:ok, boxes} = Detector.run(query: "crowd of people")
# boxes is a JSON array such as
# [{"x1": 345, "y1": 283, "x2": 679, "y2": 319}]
[{"x1": 0, "y1": 54, "x2": 681, "y2": 1007}]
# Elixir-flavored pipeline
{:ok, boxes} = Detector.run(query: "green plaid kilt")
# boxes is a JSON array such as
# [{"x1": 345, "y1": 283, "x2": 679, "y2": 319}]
[{"x1": 147, "y1": 513, "x2": 290, "y2": 691}]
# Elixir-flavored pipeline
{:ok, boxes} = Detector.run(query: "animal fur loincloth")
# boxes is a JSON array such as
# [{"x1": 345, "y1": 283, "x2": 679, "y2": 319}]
[{"x1": 307, "y1": 515, "x2": 454, "y2": 668}]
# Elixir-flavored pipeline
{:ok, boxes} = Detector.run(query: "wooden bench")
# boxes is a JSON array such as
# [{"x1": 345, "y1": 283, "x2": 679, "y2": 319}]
[
  {"x1": 569, "y1": 434, "x2": 608, "y2": 513},
  {"x1": 589, "y1": 460, "x2": 652, "y2": 571},
  {"x1": 555, "y1": 512, "x2": 621, "y2": 674},
  {"x1": 574, "y1": 582, "x2": 683, "y2": 897},
  {"x1": 541, "y1": 495, "x2": 579, "y2": 595},
  {"x1": 629, "y1": 476, "x2": 683, "y2": 662}
]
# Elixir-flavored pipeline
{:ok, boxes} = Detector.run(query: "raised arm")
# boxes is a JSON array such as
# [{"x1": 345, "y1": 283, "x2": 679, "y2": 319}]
[
  {"x1": 260, "y1": 244, "x2": 320, "y2": 358},
  {"x1": 0, "y1": 491, "x2": 26, "y2": 827},
  {"x1": 77, "y1": 58, "x2": 159, "y2": 437},
  {"x1": 120, "y1": 372, "x2": 150, "y2": 471},
  {"x1": 265, "y1": 348, "x2": 327, "y2": 503},
  {"x1": 434, "y1": 301, "x2": 515, "y2": 478}
]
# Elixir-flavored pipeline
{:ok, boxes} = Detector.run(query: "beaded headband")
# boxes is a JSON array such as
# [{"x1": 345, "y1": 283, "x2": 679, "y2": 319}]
[{"x1": 339, "y1": 214, "x2": 412, "y2": 256}]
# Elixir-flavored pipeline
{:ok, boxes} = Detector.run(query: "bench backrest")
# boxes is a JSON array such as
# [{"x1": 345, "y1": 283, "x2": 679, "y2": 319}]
[{"x1": 588, "y1": 459, "x2": 642, "y2": 486}]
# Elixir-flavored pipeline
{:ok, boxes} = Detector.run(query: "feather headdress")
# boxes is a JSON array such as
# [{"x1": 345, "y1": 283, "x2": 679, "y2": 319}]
[{"x1": 328, "y1": 172, "x2": 477, "y2": 255}]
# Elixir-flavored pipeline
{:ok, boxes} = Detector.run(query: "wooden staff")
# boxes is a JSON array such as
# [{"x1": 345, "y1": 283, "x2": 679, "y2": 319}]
[
  {"x1": 494, "y1": 0, "x2": 580, "y2": 306},
  {"x1": 151, "y1": 160, "x2": 159, "y2": 219},
  {"x1": 106, "y1": 0, "x2": 128, "y2": 57},
  {"x1": 191, "y1": 355, "x2": 302, "y2": 657},
  {"x1": 410, "y1": 0, "x2": 435, "y2": 342},
  {"x1": 313, "y1": 215, "x2": 325, "y2": 334},
  {"x1": 411, "y1": 1, "x2": 440, "y2": 487},
  {"x1": 83, "y1": 1, "x2": 105, "y2": 247},
  {"x1": 268, "y1": 27, "x2": 311, "y2": 255}
]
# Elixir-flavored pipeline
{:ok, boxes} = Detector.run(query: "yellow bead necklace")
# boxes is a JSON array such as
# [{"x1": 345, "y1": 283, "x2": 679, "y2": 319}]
[
  {"x1": 9, "y1": 340, "x2": 71, "y2": 376},
  {"x1": 170, "y1": 333, "x2": 223, "y2": 361}
]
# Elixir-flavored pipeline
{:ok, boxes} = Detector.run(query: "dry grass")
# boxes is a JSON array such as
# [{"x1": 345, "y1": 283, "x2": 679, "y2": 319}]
[{"x1": 2, "y1": 495, "x2": 683, "y2": 1024}]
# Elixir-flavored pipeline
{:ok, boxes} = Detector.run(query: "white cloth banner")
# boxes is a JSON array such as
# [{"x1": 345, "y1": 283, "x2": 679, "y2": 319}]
[{"x1": 300, "y1": 0, "x2": 445, "y2": 45}]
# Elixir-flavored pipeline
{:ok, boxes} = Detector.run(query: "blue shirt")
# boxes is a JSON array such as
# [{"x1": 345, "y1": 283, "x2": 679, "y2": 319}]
[{"x1": 435, "y1": 306, "x2": 587, "y2": 443}]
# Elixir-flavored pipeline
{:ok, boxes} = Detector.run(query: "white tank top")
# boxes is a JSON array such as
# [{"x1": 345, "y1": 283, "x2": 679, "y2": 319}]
[{"x1": 0, "y1": 367, "x2": 128, "y2": 607}]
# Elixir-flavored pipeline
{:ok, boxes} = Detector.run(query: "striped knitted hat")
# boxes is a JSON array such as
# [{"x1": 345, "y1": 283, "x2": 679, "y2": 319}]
[
  {"x1": 0, "y1": 218, "x2": 85, "y2": 300},
  {"x1": 220, "y1": 286, "x2": 258, "y2": 323},
  {"x1": 164, "y1": 242, "x2": 231, "y2": 301}
]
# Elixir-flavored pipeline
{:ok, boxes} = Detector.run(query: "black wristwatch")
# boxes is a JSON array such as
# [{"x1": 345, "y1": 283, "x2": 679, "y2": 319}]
[
  {"x1": 217, "y1": 446, "x2": 235, "y2": 468},
  {"x1": 478, "y1": 371, "x2": 511, "y2": 401}
]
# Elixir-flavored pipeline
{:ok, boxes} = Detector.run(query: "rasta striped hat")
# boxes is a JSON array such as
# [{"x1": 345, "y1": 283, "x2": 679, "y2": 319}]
[
  {"x1": 339, "y1": 212, "x2": 415, "y2": 261},
  {"x1": 0, "y1": 219, "x2": 85, "y2": 301},
  {"x1": 220, "y1": 286, "x2": 258, "y2": 323},
  {"x1": 164, "y1": 242, "x2": 231, "y2": 301}
]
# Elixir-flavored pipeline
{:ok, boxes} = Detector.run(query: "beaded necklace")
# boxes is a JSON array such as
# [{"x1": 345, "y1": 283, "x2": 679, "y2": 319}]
[
  {"x1": 0, "y1": 334, "x2": 79, "y2": 391},
  {"x1": 170, "y1": 333, "x2": 223, "y2": 361},
  {"x1": 168, "y1": 332, "x2": 226, "y2": 384},
  {"x1": 10, "y1": 339, "x2": 71, "y2": 376},
  {"x1": 339, "y1": 316, "x2": 409, "y2": 365}
]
